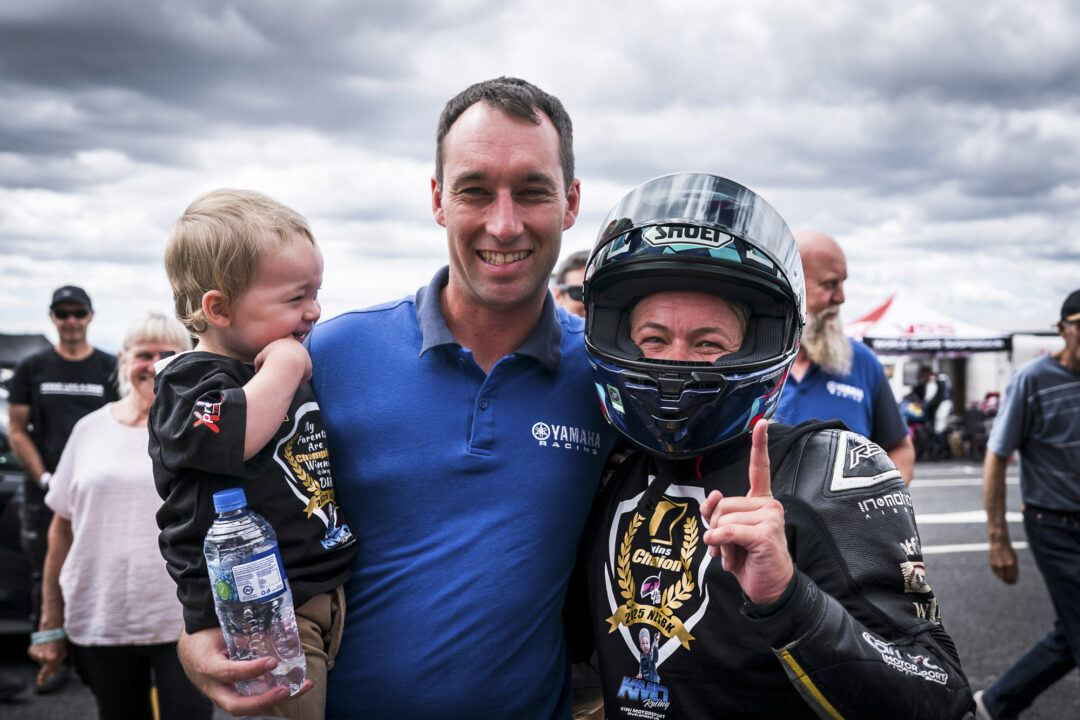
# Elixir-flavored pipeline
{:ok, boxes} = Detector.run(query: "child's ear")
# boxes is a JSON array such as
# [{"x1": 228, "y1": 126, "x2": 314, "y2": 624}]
[{"x1": 202, "y1": 290, "x2": 232, "y2": 329}]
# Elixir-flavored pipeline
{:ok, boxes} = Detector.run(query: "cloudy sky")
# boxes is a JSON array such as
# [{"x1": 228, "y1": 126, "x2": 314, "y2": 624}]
[{"x1": 3, "y1": 0, "x2": 1079, "y2": 351}]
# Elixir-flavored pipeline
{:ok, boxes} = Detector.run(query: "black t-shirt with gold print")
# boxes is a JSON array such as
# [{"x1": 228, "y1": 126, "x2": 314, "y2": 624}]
[{"x1": 149, "y1": 351, "x2": 357, "y2": 633}]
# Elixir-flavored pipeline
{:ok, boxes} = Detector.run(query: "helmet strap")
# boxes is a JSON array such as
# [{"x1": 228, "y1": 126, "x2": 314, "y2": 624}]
[{"x1": 634, "y1": 459, "x2": 682, "y2": 518}]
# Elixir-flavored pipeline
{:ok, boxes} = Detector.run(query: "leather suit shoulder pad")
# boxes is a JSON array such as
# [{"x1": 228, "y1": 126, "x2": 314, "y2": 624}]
[{"x1": 776, "y1": 428, "x2": 904, "y2": 501}]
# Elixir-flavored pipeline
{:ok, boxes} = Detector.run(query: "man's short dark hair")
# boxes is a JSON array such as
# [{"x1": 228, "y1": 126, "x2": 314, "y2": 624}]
[
  {"x1": 555, "y1": 250, "x2": 589, "y2": 284},
  {"x1": 435, "y1": 76, "x2": 574, "y2": 193}
]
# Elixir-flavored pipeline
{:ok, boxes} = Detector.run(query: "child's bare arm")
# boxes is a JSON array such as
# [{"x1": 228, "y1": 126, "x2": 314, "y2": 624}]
[{"x1": 243, "y1": 339, "x2": 311, "y2": 460}]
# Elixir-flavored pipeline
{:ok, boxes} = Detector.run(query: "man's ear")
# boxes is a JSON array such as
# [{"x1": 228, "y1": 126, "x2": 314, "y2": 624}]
[
  {"x1": 562, "y1": 178, "x2": 581, "y2": 231},
  {"x1": 202, "y1": 290, "x2": 232, "y2": 329},
  {"x1": 432, "y1": 176, "x2": 446, "y2": 227}
]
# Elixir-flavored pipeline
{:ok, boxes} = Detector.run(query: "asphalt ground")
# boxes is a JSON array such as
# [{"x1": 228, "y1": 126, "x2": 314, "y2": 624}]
[{"x1": 0, "y1": 458, "x2": 1076, "y2": 718}]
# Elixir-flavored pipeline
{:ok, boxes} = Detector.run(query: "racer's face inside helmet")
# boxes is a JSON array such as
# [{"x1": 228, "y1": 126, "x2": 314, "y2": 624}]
[{"x1": 629, "y1": 291, "x2": 748, "y2": 363}]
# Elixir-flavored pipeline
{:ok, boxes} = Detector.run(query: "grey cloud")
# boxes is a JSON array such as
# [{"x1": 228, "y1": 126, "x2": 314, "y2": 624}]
[{"x1": 0, "y1": 0, "x2": 442, "y2": 174}]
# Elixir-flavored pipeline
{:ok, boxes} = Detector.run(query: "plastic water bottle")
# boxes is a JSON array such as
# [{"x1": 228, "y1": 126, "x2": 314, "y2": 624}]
[{"x1": 204, "y1": 488, "x2": 306, "y2": 696}]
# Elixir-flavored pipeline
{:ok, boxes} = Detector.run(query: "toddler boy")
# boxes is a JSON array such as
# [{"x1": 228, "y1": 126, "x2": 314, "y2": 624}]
[{"x1": 149, "y1": 189, "x2": 356, "y2": 719}]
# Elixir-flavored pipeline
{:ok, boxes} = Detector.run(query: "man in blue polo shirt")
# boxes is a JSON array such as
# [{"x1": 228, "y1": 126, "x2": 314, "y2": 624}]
[
  {"x1": 175, "y1": 77, "x2": 616, "y2": 719},
  {"x1": 775, "y1": 229, "x2": 914, "y2": 484}
]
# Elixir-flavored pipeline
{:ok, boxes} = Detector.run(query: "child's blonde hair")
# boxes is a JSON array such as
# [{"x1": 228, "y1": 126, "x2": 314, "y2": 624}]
[{"x1": 165, "y1": 189, "x2": 316, "y2": 334}]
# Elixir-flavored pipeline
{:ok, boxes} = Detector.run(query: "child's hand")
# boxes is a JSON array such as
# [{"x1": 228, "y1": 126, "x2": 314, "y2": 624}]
[
  {"x1": 244, "y1": 338, "x2": 313, "y2": 459},
  {"x1": 254, "y1": 338, "x2": 313, "y2": 384}
]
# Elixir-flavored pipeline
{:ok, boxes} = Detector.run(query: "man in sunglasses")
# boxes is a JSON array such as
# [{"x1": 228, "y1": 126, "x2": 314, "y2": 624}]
[
  {"x1": 8, "y1": 285, "x2": 118, "y2": 693},
  {"x1": 553, "y1": 249, "x2": 588, "y2": 318}
]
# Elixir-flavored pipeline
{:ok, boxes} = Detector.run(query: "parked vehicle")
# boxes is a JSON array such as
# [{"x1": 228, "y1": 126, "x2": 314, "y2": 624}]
[{"x1": 0, "y1": 381, "x2": 32, "y2": 634}]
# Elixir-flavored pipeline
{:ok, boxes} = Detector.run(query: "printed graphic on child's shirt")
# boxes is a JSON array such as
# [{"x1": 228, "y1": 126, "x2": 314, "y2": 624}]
[
  {"x1": 273, "y1": 401, "x2": 353, "y2": 549},
  {"x1": 604, "y1": 482, "x2": 713, "y2": 719},
  {"x1": 192, "y1": 399, "x2": 222, "y2": 433}
]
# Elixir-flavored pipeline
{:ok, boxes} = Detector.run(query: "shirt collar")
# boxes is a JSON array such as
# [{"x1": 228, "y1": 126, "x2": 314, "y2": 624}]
[{"x1": 416, "y1": 265, "x2": 563, "y2": 371}]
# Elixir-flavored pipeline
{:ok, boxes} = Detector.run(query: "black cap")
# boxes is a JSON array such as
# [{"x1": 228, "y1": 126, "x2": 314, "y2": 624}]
[
  {"x1": 1062, "y1": 289, "x2": 1080, "y2": 323},
  {"x1": 50, "y1": 285, "x2": 93, "y2": 310}
]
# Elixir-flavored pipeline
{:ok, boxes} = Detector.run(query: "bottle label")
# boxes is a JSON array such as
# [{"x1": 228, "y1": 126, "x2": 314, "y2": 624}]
[{"x1": 230, "y1": 548, "x2": 287, "y2": 602}]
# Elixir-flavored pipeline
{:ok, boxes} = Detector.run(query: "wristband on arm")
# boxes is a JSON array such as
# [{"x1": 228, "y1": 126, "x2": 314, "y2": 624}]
[{"x1": 31, "y1": 628, "x2": 66, "y2": 644}]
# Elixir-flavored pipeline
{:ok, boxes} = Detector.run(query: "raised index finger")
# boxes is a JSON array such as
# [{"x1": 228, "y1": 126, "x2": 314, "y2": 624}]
[{"x1": 747, "y1": 420, "x2": 771, "y2": 498}]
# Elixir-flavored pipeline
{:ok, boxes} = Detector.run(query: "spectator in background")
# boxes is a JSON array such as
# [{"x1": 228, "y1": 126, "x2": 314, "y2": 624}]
[
  {"x1": 976, "y1": 289, "x2": 1080, "y2": 720},
  {"x1": 553, "y1": 249, "x2": 589, "y2": 317},
  {"x1": 8, "y1": 285, "x2": 118, "y2": 693},
  {"x1": 28, "y1": 312, "x2": 211, "y2": 720},
  {"x1": 923, "y1": 367, "x2": 952, "y2": 435},
  {"x1": 774, "y1": 230, "x2": 915, "y2": 484}
]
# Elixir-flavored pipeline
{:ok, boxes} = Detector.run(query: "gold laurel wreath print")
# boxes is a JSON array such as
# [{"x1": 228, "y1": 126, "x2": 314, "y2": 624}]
[
  {"x1": 616, "y1": 513, "x2": 644, "y2": 601},
  {"x1": 284, "y1": 434, "x2": 328, "y2": 517},
  {"x1": 615, "y1": 509, "x2": 698, "y2": 613},
  {"x1": 661, "y1": 515, "x2": 697, "y2": 615},
  {"x1": 608, "y1": 502, "x2": 701, "y2": 649}
]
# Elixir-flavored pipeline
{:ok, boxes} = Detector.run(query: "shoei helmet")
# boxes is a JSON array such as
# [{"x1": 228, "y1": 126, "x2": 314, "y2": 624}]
[{"x1": 584, "y1": 172, "x2": 804, "y2": 458}]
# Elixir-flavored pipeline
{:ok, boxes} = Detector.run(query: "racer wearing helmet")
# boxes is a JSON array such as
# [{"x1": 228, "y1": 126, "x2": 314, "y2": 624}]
[{"x1": 577, "y1": 173, "x2": 974, "y2": 719}]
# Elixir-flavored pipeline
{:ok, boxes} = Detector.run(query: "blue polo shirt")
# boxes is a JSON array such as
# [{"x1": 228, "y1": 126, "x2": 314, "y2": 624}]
[
  {"x1": 309, "y1": 267, "x2": 617, "y2": 719},
  {"x1": 775, "y1": 338, "x2": 907, "y2": 448}
]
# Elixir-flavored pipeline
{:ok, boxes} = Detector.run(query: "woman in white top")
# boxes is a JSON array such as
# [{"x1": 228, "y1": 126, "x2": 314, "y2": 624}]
[{"x1": 29, "y1": 312, "x2": 211, "y2": 720}]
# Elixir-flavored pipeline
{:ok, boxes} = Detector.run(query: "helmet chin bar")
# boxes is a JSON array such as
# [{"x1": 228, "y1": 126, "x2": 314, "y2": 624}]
[
  {"x1": 590, "y1": 350, "x2": 793, "y2": 459},
  {"x1": 626, "y1": 367, "x2": 729, "y2": 403},
  {"x1": 623, "y1": 367, "x2": 741, "y2": 457}
]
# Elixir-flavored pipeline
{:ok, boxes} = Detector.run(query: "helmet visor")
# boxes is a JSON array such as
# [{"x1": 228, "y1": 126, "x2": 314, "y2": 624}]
[{"x1": 592, "y1": 172, "x2": 804, "y2": 316}]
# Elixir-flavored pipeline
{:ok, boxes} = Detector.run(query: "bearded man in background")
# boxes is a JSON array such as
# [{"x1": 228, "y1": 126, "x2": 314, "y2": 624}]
[{"x1": 774, "y1": 229, "x2": 915, "y2": 484}]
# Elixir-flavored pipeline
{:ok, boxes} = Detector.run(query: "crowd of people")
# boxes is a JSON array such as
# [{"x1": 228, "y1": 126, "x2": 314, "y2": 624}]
[{"x1": 3, "y1": 76, "x2": 1077, "y2": 720}]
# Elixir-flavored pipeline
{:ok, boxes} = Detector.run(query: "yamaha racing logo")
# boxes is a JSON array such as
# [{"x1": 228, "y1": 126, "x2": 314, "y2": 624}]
[
  {"x1": 826, "y1": 380, "x2": 865, "y2": 403},
  {"x1": 531, "y1": 421, "x2": 602, "y2": 455}
]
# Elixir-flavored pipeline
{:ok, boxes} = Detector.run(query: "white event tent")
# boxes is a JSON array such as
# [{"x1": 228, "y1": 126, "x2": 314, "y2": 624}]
[{"x1": 845, "y1": 292, "x2": 1011, "y2": 354}]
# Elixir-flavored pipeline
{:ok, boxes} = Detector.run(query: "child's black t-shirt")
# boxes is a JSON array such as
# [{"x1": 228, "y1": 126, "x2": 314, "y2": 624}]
[{"x1": 149, "y1": 351, "x2": 357, "y2": 632}]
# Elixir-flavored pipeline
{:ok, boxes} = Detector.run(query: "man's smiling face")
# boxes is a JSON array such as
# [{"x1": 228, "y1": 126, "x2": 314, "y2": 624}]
[{"x1": 433, "y1": 101, "x2": 579, "y2": 315}]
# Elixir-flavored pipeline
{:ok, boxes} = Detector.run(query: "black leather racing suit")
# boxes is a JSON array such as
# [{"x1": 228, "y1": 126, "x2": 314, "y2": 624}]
[{"x1": 580, "y1": 421, "x2": 974, "y2": 719}]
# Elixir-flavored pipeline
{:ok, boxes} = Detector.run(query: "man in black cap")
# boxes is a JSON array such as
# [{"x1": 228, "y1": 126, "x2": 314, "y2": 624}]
[
  {"x1": 976, "y1": 288, "x2": 1080, "y2": 719},
  {"x1": 7, "y1": 285, "x2": 117, "y2": 693}
]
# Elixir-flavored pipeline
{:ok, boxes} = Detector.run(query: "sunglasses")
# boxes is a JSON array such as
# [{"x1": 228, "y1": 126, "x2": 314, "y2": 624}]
[
  {"x1": 559, "y1": 284, "x2": 584, "y2": 302},
  {"x1": 52, "y1": 308, "x2": 89, "y2": 320}
]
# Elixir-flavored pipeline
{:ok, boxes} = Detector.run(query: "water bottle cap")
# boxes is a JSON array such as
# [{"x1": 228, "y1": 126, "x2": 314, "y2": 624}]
[{"x1": 212, "y1": 488, "x2": 248, "y2": 513}]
